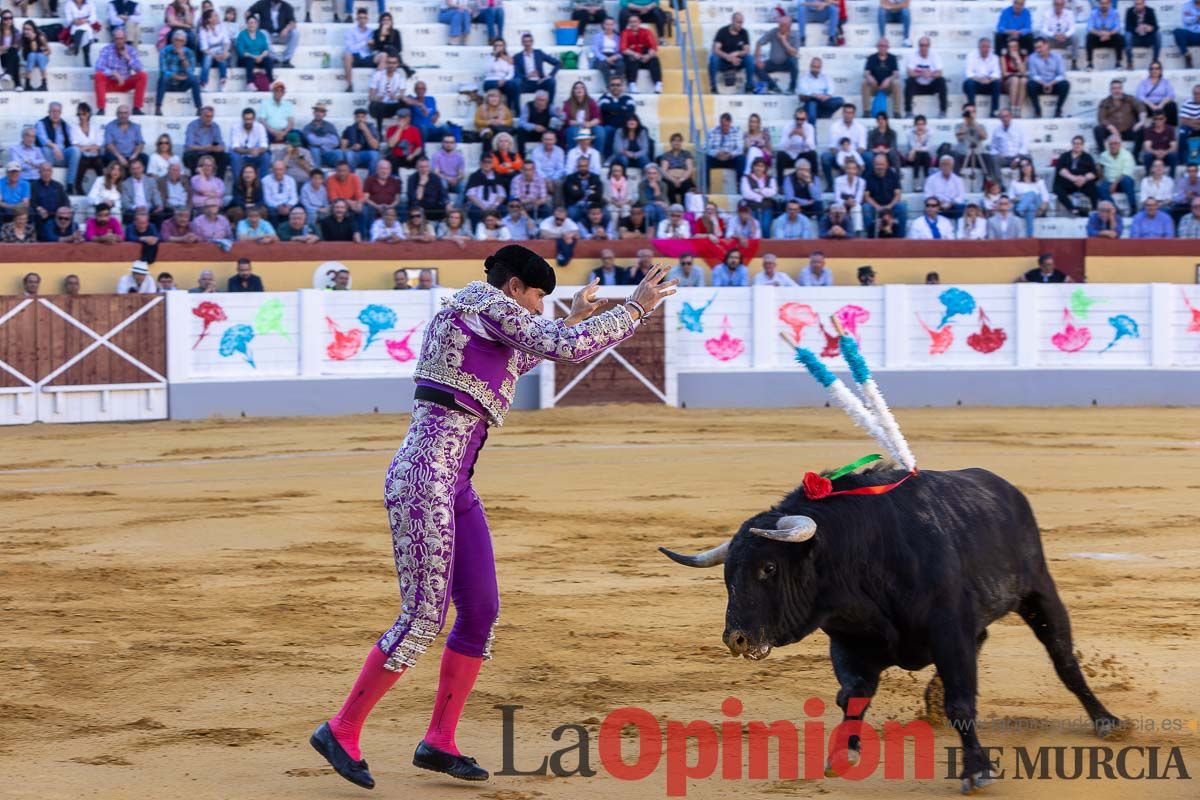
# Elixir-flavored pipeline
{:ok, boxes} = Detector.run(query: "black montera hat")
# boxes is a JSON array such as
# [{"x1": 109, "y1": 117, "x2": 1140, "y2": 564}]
[{"x1": 484, "y1": 244, "x2": 557, "y2": 294}]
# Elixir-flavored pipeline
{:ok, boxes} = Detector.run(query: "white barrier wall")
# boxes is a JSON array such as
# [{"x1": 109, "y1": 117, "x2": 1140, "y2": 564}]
[
  {"x1": 166, "y1": 285, "x2": 1200, "y2": 399},
  {"x1": 666, "y1": 284, "x2": 1200, "y2": 373}
]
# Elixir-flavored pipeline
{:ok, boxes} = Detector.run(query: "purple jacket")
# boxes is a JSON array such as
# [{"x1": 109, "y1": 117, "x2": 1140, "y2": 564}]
[{"x1": 414, "y1": 281, "x2": 637, "y2": 426}]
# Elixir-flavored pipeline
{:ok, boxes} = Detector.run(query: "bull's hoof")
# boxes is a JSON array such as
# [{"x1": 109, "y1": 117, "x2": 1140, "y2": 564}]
[
  {"x1": 823, "y1": 748, "x2": 859, "y2": 778},
  {"x1": 1094, "y1": 714, "x2": 1124, "y2": 740},
  {"x1": 960, "y1": 770, "x2": 994, "y2": 795}
]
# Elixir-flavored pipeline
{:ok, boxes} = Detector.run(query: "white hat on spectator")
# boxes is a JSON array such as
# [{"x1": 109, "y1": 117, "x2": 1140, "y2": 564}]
[
  {"x1": 5, "y1": 161, "x2": 19, "y2": 172},
  {"x1": 131, "y1": 261, "x2": 150, "y2": 275}
]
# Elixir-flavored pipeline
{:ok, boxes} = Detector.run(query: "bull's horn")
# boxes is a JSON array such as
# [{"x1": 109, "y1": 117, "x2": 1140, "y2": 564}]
[
  {"x1": 659, "y1": 541, "x2": 729, "y2": 568},
  {"x1": 749, "y1": 515, "x2": 817, "y2": 543}
]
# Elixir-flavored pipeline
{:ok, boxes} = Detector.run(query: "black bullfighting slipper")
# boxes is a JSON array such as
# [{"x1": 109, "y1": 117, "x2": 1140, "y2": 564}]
[
  {"x1": 412, "y1": 741, "x2": 489, "y2": 781},
  {"x1": 310, "y1": 722, "x2": 375, "y2": 790}
]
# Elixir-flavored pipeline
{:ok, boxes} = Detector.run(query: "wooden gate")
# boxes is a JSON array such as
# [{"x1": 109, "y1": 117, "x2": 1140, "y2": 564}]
[
  {"x1": 0, "y1": 295, "x2": 167, "y2": 425},
  {"x1": 542, "y1": 296, "x2": 674, "y2": 409}
]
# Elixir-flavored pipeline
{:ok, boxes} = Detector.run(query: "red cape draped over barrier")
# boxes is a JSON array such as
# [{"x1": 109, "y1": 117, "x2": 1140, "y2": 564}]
[{"x1": 652, "y1": 238, "x2": 761, "y2": 268}]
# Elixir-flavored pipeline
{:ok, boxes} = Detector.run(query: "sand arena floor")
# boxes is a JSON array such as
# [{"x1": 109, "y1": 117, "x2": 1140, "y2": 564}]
[{"x1": 1, "y1": 406, "x2": 1198, "y2": 799}]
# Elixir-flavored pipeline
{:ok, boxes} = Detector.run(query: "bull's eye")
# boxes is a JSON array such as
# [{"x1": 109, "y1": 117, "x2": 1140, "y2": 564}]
[{"x1": 760, "y1": 562, "x2": 777, "y2": 580}]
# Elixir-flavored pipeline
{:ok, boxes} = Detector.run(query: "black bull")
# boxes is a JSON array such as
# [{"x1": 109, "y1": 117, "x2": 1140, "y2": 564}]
[{"x1": 660, "y1": 466, "x2": 1120, "y2": 791}]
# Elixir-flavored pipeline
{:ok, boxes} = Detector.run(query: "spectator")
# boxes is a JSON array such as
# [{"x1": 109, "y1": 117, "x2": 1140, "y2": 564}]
[
  {"x1": 235, "y1": 14, "x2": 274, "y2": 90},
  {"x1": 662, "y1": 254, "x2": 701, "y2": 287},
  {"x1": 1020, "y1": 254, "x2": 1068, "y2": 283},
  {"x1": 964, "y1": 38, "x2": 1002, "y2": 116},
  {"x1": 184, "y1": 106, "x2": 228, "y2": 176},
  {"x1": 1027, "y1": 37, "x2": 1069, "y2": 118},
  {"x1": 1172, "y1": 163, "x2": 1200, "y2": 221},
  {"x1": 797, "y1": 57, "x2": 843, "y2": 125},
  {"x1": 652, "y1": 133, "x2": 693, "y2": 206},
  {"x1": 501, "y1": 199, "x2": 537, "y2": 240},
  {"x1": 160, "y1": 205, "x2": 200, "y2": 242},
  {"x1": 1011, "y1": 158, "x2": 1050, "y2": 236},
  {"x1": 562, "y1": 156, "x2": 603, "y2": 223},
  {"x1": 1053, "y1": 135, "x2": 1099, "y2": 216},
  {"x1": 909, "y1": 197, "x2": 955, "y2": 239},
  {"x1": 709, "y1": 12, "x2": 753, "y2": 93},
  {"x1": 263, "y1": 160, "x2": 298, "y2": 223},
  {"x1": 924, "y1": 155, "x2": 966, "y2": 219},
  {"x1": 198, "y1": 8, "x2": 232, "y2": 90},
  {"x1": 693, "y1": 200, "x2": 726, "y2": 241},
  {"x1": 821, "y1": 103, "x2": 866, "y2": 188},
  {"x1": 572, "y1": 0, "x2": 608, "y2": 40},
  {"x1": 260, "y1": 80, "x2": 295, "y2": 144},
  {"x1": 608, "y1": 115, "x2": 651, "y2": 170},
  {"x1": 246, "y1": 0, "x2": 299, "y2": 69},
  {"x1": 117, "y1": 260, "x2": 155, "y2": 293},
  {"x1": 904, "y1": 37, "x2": 947, "y2": 117},
  {"x1": 43, "y1": 207, "x2": 84, "y2": 243},
  {"x1": 29, "y1": 163, "x2": 68, "y2": 233},
  {"x1": 228, "y1": 257, "x2": 264, "y2": 292},
  {"x1": 482, "y1": 37, "x2": 518, "y2": 111},
  {"x1": 1097, "y1": 136, "x2": 1138, "y2": 210},
  {"x1": 709, "y1": 249, "x2": 747, "y2": 287},
  {"x1": 995, "y1": 0, "x2": 1034, "y2": 55},
  {"x1": 103, "y1": 105, "x2": 148, "y2": 170},
  {"x1": 530, "y1": 131, "x2": 566, "y2": 191},
  {"x1": 538, "y1": 206, "x2": 579, "y2": 266},
  {"x1": 189, "y1": 154, "x2": 225, "y2": 208},
  {"x1": 1039, "y1": 0, "x2": 1078, "y2": 69},
  {"x1": 783, "y1": 159, "x2": 823, "y2": 218},
  {"x1": 384, "y1": 108, "x2": 423, "y2": 171},
  {"x1": 106, "y1": 0, "x2": 141, "y2": 54},
  {"x1": 988, "y1": 195, "x2": 1023, "y2": 239},
  {"x1": 743, "y1": 113, "x2": 773, "y2": 173},
  {"x1": 162, "y1": 0, "x2": 197, "y2": 52},
  {"x1": 0, "y1": 209, "x2": 36, "y2": 243},
  {"x1": 35, "y1": 104, "x2": 80, "y2": 191},
  {"x1": 236, "y1": 204, "x2": 277, "y2": 242},
  {"x1": 408, "y1": 156, "x2": 450, "y2": 222},
  {"x1": 631, "y1": 249, "x2": 659, "y2": 285},
  {"x1": 155, "y1": 272, "x2": 179, "y2": 292},
  {"x1": 279, "y1": 205, "x2": 321, "y2": 242},
  {"x1": 302, "y1": 104, "x2": 342, "y2": 168},
  {"x1": 437, "y1": 0, "x2": 471, "y2": 46},
  {"x1": 797, "y1": 251, "x2": 833, "y2": 286},
  {"x1": 475, "y1": 210, "x2": 511, "y2": 241},
  {"x1": 951, "y1": 103, "x2": 998, "y2": 183},
  {"x1": 0, "y1": 161, "x2": 28, "y2": 222},
  {"x1": 619, "y1": 0, "x2": 665, "y2": 39},
  {"x1": 370, "y1": 205, "x2": 404, "y2": 242},
  {"x1": 704, "y1": 113, "x2": 744, "y2": 188},
  {"x1": 776, "y1": 109, "x2": 817, "y2": 186},
  {"x1": 799, "y1": 0, "x2": 840, "y2": 48},
  {"x1": 1094, "y1": 80, "x2": 1145, "y2": 152},
  {"x1": 603, "y1": 162, "x2": 634, "y2": 219},
  {"x1": 93, "y1": 32, "x2": 147, "y2": 117},
  {"x1": 514, "y1": 32, "x2": 560, "y2": 104},
  {"x1": 1140, "y1": 158, "x2": 1175, "y2": 205},
  {"x1": 227, "y1": 163, "x2": 264, "y2": 224},
  {"x1": 229, "y1": 107, "x2": 270, "y2": 179},
  {"x1": 148, "y1": 134, "x2": 182, "y2": 179},
  {"x1": 1086, "y1": 0, "x2": 1124, "y2": 70},
  {"x1": 1125, "y1": 0, "x2": 1161, "y2": 68},
  {"x1": 118, "y1": 158, "x2": 164, "y2": 224},
  {"x1": 771, "y1": 199, "x2": 812, "y2": 240},
  {"x1": 155, "y1": 30, "x2": 202, "y2": 116},
  {"x1": 474, "y1": 87, "x2": 516, "y2": 153},
  {"x1": 867, "y1": 111, "x2": 899, "y2": 170},
  {"x1": 436, "y1": 207, "x2": 472, "y2": 248},
  {"x1": 619, "y1": 14, "x2": 661, "y2": 93},
  {"x1": 1140, "y1": 112, "x2": 1178, "y2": 174},
  {"x1": 750, "y1": 253, "x2": 794, "y2": 287},
  {"x1": 193, "y1": 198, "x2": 234, "y2": 243},
  {"x1": 340, "y1": 108, "x2": 381, "y2": 175},
  {"x1": 1178, "y1": 197, "x2": 1200, "y2": 237},
  {"x1": 726, "y1": 200, "x2": 761, "y2": 242},
  {"x1": 7, "y1": 127, "x2": 45, "y2": 184},
  {"x1": 862, "y1": 38, "x2": 901, "y2": 117},
  {"x1": 562, "y1": 80, "x2": 604, "y2": 151},
  {"x1": 924, "y1": 271, "x2": 939, "y2": 284},
  {"x1": 1174, "y1": 0, "x2": 1200, "y2": 68},
  {"x1": 820, "y1": 202, "x2": 854, "y2": 239},
  {"x1": 491, "y1": 132, "x2": 524, "y2": 190},
  {"x1": 517, "y1": 90, "x2": 564, "y2": 152},
  {"x1": 590, "y1": 17, "x2": 624, "y2": 86},
  {"x1": 472, "y1": 0, "x2": 504, "y2": 42},
  {"x1": 831, "y1": 158, "x2": 864, "y2": 230},
  {"x1": 342, "y1": 7, "x2": 372, "y2": 91},
  {"x1": 124, "y1": 207, "x2": 158, "y2": 255},
  {"x1": 63, "y1": 274, "x2": 82, "y2": 294},
  {"x1": 300, "y1": 169, "x2": 330, "y2": 222},
  {"x1": 876, "y1": 0, "x2": 911, "y2": 44},
  {"x1": 990, "y1": 109, "x2": 1030, "y2": 172},
  {"x1": 1000, "y1": 39, "x2": 1028, "y2": 116},
  {"x1": 368, "y1": 54, "x2": 407, "y2": 132},
  {"x1": 326, "y1": 160, "x2": 365, "y2": 225},
  {"x1": 638, "y1": 165, "x2": 669, "y2": 226},
  {"x1": 415, "y1": 269, "x2": 437, "y2": 290},
  {"x1": 898, "y1": 114, "x2": 931, "y2": 191},
  {"x1": 465, "y1": 152, "x2": 508, "y2": 226},
  {"x1": 741, "y1": 158, "x2": 778, "y2": 233},
  {"x1": 87, "y1": 161, "x2": 124, "y2": 215},
  {"x1": 69, "y1": 103, "x2": 105, "y2": 194},
  {"x1": 957, "y1": 203, "x2": 987, "y2": 240},
  {"x1": 1087, "y1": 199, "x2": 1123, "y2": 238},
  {"x1": 362, "y1": 158, "x2": 400, "y2": 233},
  {"x1": 754, "y1": 12, "x2": 799, "y2": 94},
  {"x1": 392, "y1": 269, "x2": 411, "y2": 290},
  {"x1": 1136, "y1": 62, "x2": 1176, "y2": 128},
  {"x1": 565, "y1": 129, "x2": 603, "y2": 176},
  {"x1": 598, "y1": 76, "x2": 636, "y2": 155},
  {"x1": 656, "y1": 203, "x2": 690, "y2": 238},
  {"x1": 863, "y1": 153, "x2": 906, "y2": 237}
]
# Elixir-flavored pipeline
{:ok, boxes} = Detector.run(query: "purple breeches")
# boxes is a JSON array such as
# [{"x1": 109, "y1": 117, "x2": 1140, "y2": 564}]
[{"x1": 376, "y1": 400, "x2": 499, "y2": 672}]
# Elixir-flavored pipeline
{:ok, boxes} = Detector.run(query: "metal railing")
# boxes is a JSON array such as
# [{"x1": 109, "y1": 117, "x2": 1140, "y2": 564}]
[{"x1": 672, "y1": 0, "x2": 708, "y2": 194}]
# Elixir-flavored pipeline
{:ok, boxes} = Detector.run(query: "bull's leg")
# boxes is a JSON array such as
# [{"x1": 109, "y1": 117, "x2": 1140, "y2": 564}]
[
  {"x1": 826, "y1": 636, "x2": 884, "y2": 776},
  {"x1": 930, "y1": 620, "x2": 991, "y2": 793},
  {"x1": 925, "y1": 631, "x2": 986, "y2": 722},
  {"x1": 1017, "y1": 587, "x2": 1120, "y2": 737}
]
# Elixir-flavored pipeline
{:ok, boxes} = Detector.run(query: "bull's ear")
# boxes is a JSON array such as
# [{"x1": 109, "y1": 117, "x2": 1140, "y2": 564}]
[
  {"x1": 749, "y1": 515, "x2": 817, "y2": 543},
  {"x1": 659, "y1": 541, "x2": 729, "y2": 568}
]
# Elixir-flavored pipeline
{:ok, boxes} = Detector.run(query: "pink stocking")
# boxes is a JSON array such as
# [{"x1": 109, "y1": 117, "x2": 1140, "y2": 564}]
[
  {"x1": 423, "y1": 646, "x2": 483, "y2": 755},
  {"x1": 328, "y1": 645, "x2": 404, "y2": 761}
]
